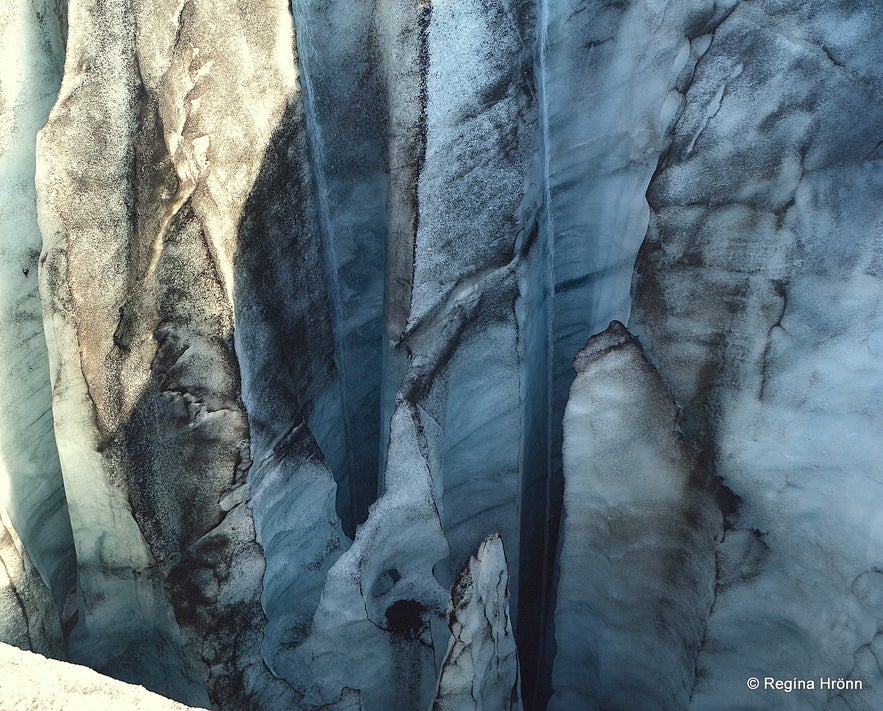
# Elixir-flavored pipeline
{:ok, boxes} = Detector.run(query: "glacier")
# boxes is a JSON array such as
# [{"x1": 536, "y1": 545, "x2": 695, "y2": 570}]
[
  {"x1": 551, "y1": 322, "x2": 721, "y2": 710},
  {"x1": 0, "y1": 0, "x2": 881, "y2": 709},
  {"x1": 0, "y1": 0, "x2": 74, "y2": 655}
]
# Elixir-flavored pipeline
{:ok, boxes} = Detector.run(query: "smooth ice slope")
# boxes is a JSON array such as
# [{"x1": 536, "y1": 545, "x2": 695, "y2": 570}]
[
  {"x1": 290, "y1": 0, "x2": 388, "y2": 531},
  {"x1": 551, "y1": 323, "x2": 720, "y2": 709}
]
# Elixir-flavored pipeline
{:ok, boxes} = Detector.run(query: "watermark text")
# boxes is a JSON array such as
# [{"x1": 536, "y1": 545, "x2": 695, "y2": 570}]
[{"x1": 746, "y1": 677, "x2": 863, "y2": 693}]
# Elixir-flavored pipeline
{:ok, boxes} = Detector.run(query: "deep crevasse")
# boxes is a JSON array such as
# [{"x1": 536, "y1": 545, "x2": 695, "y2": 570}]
[{"x1": 0, "y1": 0, "x2": 880, "y2": 710}]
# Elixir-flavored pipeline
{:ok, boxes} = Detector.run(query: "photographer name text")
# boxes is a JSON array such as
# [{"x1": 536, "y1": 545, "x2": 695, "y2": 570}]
[{"x1": 745, "y1": 677, "x2": 862, "y2": 692}]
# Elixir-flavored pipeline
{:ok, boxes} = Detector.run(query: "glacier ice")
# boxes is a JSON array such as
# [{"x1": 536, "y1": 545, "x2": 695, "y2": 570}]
[
  {"x1": 0, "y1": 506, "x2": 63, "y2": 656},
  {"x1": 433, "y1": 533, "x2": 522, "y2": 711},
  {"x1": 0, "y1": 0, "x2": 75, "y2": 639},
  {"x1": 551, "y1": 322, "x2": 720, "y2": 709},
  {"x1": 527, "y1": 3, "x2": 740, "y2": 691},
  {"x1": 285, "y1": 400, "x2": 450, "y2": 710},
  {"x1": 35, "y1": 0, "x2": 299, "y2": 704},
  {"x1": 630, "y1": 3, "x2": 883, "y2": 707},
  {"x1": 289, "y1": 0, "x2": 388, "y2": 532},
  {"x1": 0, "y1": 0, "x2": 879, "y2": 708}
]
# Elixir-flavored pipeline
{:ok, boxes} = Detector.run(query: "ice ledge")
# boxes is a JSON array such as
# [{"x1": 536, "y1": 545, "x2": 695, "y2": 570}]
[{"x1": 0, "y1": 642, "x2": 209, "y2": 710}]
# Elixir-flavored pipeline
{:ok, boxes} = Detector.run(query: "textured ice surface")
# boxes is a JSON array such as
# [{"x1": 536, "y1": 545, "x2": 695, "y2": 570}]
[
  {"x1": 0, "y1": 506, "x2": 63, "y2": 656},
  {"x1": 631, "y1": 1, "x2": 883, "y2": 707},
  {"x1": 3, "y1": 0, "x2": 881, "y2": 708},
  {"x1": 433, "y1": 534, "x2": 522, "y2": 711},
  {"x1": 290, "y1": 0, "x2": 387, "y2": 530},
  {"x1": 541, "y1": 0, "x2": 738, "y2": 343},
  {"x1": 439, "y1": 320, "x2": 522, "y2": 599},
  {"x1": 36, "y1": 0, "x2": 207, "y2": 698},
  {"x1": 551, "y1": 323, "x2": 720, "y2": 709},
  {"x1": 36, "y1": 0, "x2": 299, "y2": 704},
  {"x1": 413, "y1": 0, "x2": 537, "y2": 648},
  {"x1": 0, "y1": 0, "x2": 74, "y2": 619},
  {"x1": 530, "y1": 4, "x2": 739, "y2": 691},
  {"x1": 285, "y1": 400, "x2": 449, "y2": 709},
  {"x1": 249, "y1": 421, "x2": 347, "y2": 688}
]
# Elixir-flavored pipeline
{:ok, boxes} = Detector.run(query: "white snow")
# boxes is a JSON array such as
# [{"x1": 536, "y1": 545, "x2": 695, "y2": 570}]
[{"x1": 0, "y1": 642, "x2": 209, "y2": 710}]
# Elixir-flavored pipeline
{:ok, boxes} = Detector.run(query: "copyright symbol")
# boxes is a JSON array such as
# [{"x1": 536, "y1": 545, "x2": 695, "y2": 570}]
[{"x1": 747, "y1": 677, "x2": 760, "y2": 690}]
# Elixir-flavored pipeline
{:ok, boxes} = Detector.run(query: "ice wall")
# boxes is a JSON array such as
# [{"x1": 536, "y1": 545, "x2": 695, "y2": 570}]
[
  {"x1": 630, "y1": 1, "x2": 883, "y2": 707},
  {"x1": 0, "y1": 0, "x2": 74, "y2": 627},
  {"x1": 0, "y1": 506, "x2": 63, "y2": 656},
  {"x1": 418, "y1": 0, "x2": 536, "y2": 616},
  {"x1": 238, "y1": 1, "x2": 536, "y2": 706},
  {"x1": 289, "y1": 0, "x2": 388, "y2": 533},
  {"x1": 2, "y1": 0, "x2": 879, "y2": 708},
  {"x1": 527, "y1": 3, "x2": 738, "y2": 694},
  {"x1": 36, "y1": 0, "x2": 300, "y2": 704}
]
